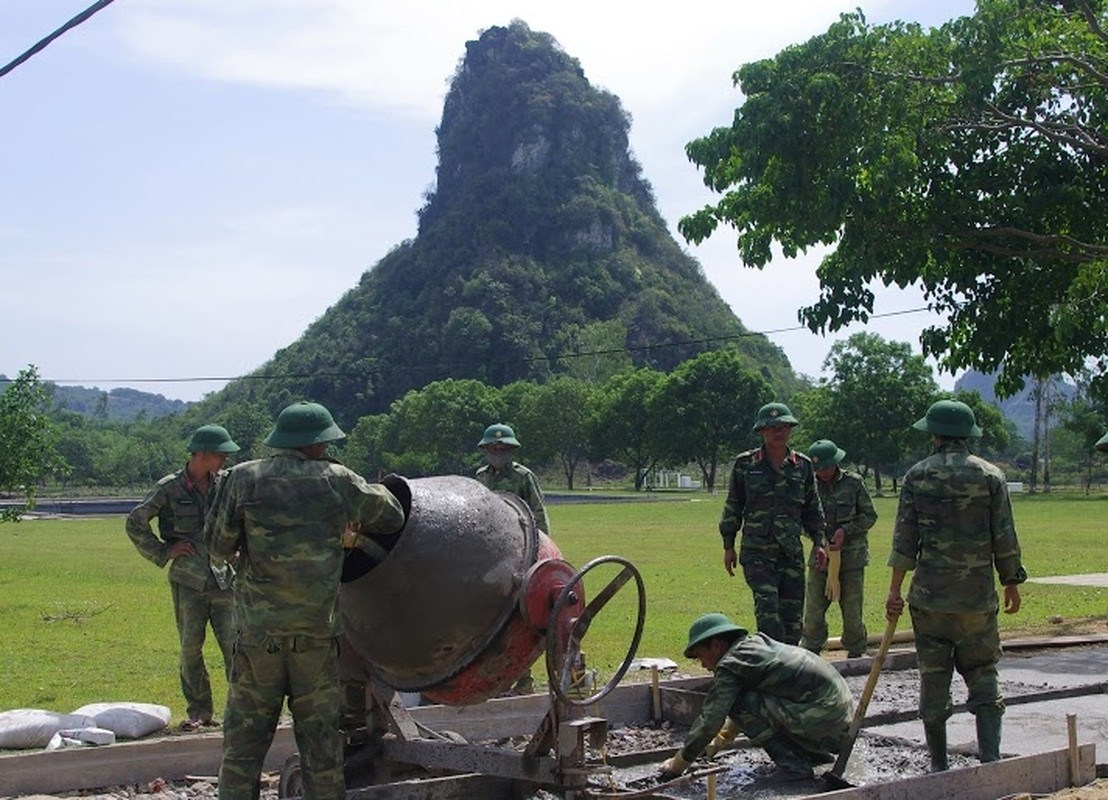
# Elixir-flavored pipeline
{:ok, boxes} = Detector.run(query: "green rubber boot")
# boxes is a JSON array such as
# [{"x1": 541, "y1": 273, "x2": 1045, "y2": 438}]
[
  {"x1": 923, "y1": 723, "x2": 948, "y2": 772},
  {"x1": 975, "y1": 708, "x2": 1003, "y2": 763}
]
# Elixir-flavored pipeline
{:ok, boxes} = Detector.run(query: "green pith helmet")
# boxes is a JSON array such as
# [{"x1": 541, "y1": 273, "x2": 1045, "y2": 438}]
[
  {"x1": 187, "y1": 424, "x2": 240, "y2": 454},
  {"x1": 264, "y1": 401, "x2": 346, "y2": 449},
  {"x1": 478, "y1": 423, "x2": 520, "y2": 448},
  {"x1": 752, "y1": 402, "x2": 799, "y2": 431},
  {"x1": 808, "y1": 439, "x2": 845, "y2": 469},
  {"x1": 683, "y1": 613, "x2": 748, "y2": 658},
  {"x1": 1097, "y1": 431, "x2": 1108, "y2": 452},
  {"x1": 912, "y1": 399, "x2": 982, "y2": 438}
]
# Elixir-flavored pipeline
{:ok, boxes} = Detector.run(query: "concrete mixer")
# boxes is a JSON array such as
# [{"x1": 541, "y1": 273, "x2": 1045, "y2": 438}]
[{"x1": 279, "y1": 474, "x2": 647, "y2": 799}]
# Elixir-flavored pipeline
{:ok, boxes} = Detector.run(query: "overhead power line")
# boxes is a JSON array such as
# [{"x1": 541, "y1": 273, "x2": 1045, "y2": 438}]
[
  {"x1": 0, "y1": 0, "x2": 118, "y2": 80},
  {"x1": 39, "y1": 305, "x2": 937, "y2": 390}
]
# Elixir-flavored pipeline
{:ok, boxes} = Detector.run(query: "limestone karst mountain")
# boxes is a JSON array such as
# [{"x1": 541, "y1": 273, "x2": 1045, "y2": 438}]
[{"x1": 209, "y1": 21, "x2": 796, "y2": 424}]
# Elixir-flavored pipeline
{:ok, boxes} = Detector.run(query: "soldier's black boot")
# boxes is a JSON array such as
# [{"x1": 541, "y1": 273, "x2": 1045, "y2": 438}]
[
  {"x1": 975, "y1": 708, "x2": 1003, "y2": 763},
  {"x1": 923, "y1": 722, "x2": 948, "y2": 772}
]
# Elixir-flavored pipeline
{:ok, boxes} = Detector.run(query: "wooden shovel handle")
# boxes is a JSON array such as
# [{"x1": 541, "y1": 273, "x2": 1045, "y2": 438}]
[{"x1": 828, "y1": 614, "x2": 900, "y2": 779}]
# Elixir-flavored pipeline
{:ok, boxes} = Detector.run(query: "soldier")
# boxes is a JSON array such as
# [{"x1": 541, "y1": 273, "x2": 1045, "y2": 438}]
[
  {"x1": 799, "y1": 439, "x2": 878, "y2": 659},
  {"x1": 206, "y1": 401, "x2": 406, "y2": 800},
  {"x1": 720, "y1": 402, "x2": 826, "y2": 645},
  {"x1": 659, "y1": 613, "x2": 853, "y2": 782},
  {"x1": 886, "y1": 400, "x2": 1026, "y2": 771},
  {"x1": 126, "y1": 424, "x2": 239, "y2": 731},
  {"x1": 476, "y1": 422, "x2": 551, "y2": 695},
  {"x1": 475, "y1": 423, "x2": 550, "y2": 533}
]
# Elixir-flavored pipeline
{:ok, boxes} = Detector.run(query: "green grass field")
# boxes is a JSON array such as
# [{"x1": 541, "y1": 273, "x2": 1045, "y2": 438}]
[{"x1": 1, "y1": 492, "x2": 1105, "y2": 722}]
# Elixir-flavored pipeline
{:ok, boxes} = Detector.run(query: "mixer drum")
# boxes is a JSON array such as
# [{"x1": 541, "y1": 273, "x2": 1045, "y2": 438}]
[{"x1": 339, "y1": 474, "x2": 554, "y2": 702}]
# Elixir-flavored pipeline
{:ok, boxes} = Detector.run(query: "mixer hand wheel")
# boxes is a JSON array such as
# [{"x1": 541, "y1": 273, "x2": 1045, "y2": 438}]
[{"x1": 544, "y1": 555, "x2": 646, "y2": 707}]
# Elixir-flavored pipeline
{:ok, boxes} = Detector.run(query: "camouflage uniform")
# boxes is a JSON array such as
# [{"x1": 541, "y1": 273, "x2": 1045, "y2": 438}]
[
  {"x1": 207, "y1": 450, "x2": 405, "y2": 800},
  {"x1": 680, "y1": 631, "x2": 853, "y2": 773},
  {"x1": 800, "y1": 469, "x2": 877, "y2": 657},
  {"x1": 720, "y1": 449, "x2": 824, "y2": 644},
  {"x1": 888, "y1": 440, "x2": 1026, "y2": 750},
  {"x1": 475, "y1": 461, "x2": 550, "y2": 534},
  {"x1": 126, "y1": 467, "x2": 233, "y2": 724}
]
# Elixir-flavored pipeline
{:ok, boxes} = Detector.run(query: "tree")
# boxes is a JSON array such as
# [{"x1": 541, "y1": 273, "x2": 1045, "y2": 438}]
[
  {"x1": 649, "y1": 350, "x2": 774, "y2": 492},
  {"x1": 0, "y1": 366, "x2": 68, "y2": 520},
  {"x1": 799, "y1": 334, "x2": 938, "y2": 492},
  {"x1": 1058, "y1": 385, "x2": 1108, "y2": 492},
  {"x1": 373, "y1": 379, "x2": 505, "y2": 476},
  {"x1": 584, "y1": 367, "x2": 666, "y2": 490},
  {"x1": 517, "y1": 377, "x2": 592, "y2": 490},
  {"x1": 680, "y1": 1, "x2": 1108, "y2": 397}
]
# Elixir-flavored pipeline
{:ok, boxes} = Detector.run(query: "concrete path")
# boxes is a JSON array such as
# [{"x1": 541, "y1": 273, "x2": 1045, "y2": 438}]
[
  {"x1": 1028, "y1": 573, "x2": 1108, "y2": 587},
  {"x1": 869, "y1": 645, "x2": 1108, "y2": 760}
]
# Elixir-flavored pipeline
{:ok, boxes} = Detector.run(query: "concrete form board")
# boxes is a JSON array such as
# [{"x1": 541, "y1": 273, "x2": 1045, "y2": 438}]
[
  {"x1": 0, "y1": 728, "x2": 297, "y2": 797},
  {"x1": 812, "y1": 744, "x2": 1095, "y2": 800}
]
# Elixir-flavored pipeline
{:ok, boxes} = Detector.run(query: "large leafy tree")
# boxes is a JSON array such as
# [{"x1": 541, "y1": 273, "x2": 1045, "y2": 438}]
[
  {"x1": 681, "y1": 1, "x2": 1108, "y2": 397},
  {"x1": 649, "y1": 350, "x2": 774, "y2": 492},
  {"x1": 584, "y1": 367, "x2": 667, "y2": 490},
  {"x1": 517, "y1": 377, "x2": 592, "y2": 490},
  {"x1": 0, "y1": 366, "x2": 68, "y2": 520},
  {"x1": 794, "y1": 334, "x2": 938, "y2": 491},
  {"x1": 365, "y1": 379, "x2": 505, "y2": 477}
]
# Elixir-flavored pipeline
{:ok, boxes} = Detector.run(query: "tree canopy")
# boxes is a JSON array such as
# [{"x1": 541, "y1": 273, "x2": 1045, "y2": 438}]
[
  {"x1": 681, "y1": 0, "x2": 1108, "y2": 397},
  {"x1": 791, "y1": 333, "x2": 938, "y2": 489},
  {"x1": 0, "y1": 366, "x2": 67, "y2": 520}
]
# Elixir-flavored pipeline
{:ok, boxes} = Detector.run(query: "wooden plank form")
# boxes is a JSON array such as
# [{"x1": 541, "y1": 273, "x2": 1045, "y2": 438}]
[{"x1": 811, "y1": 744, "x2": 1096, "y2": 800}]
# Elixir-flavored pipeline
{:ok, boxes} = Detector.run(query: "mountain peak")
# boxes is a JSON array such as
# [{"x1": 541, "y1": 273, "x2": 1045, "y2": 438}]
[{"x1": 207, "y1": 21, "x2": 795, "y2": 424}]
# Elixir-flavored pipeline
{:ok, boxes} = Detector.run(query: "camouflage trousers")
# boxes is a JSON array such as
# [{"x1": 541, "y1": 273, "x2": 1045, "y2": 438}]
[
  {"x1": 219, "y1": 636, "x2": 342, "y2": 800},
  {"x1": 729, "y1": 685, "x2": 852, "y2": 770},
  {"x1": 739, "y1": 546, "x2": 805, "y2": 645},
  {"x1": 909, "y1": 606, "x2": 1004, "y2": 725},
  {"x1": 799, "y1": 566, "x2": 867, "y2": 657},
  {"x1": 170, "y1": 580, "x2": 234, "y2": 722}
]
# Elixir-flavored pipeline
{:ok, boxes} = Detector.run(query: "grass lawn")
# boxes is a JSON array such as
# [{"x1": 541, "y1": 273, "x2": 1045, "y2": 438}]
[{"x1": 1, "y1": 491, "x2": 1105, "y2": 721}]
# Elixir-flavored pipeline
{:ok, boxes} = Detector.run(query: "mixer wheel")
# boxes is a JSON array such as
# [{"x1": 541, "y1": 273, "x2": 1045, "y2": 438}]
[{"x1": 544, "y1": 555, "x2": 646, "y2": 707}]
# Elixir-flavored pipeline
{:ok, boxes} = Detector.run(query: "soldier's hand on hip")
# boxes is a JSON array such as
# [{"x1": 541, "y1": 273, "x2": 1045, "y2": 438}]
[{"x1": 168, "y1": 540, "x2": 195, "y2": 559}]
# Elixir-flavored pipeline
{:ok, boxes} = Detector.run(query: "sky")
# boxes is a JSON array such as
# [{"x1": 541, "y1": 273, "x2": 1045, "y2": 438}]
[{"x1": 1, "y1": 0, "x2": 976, "y2": 403}]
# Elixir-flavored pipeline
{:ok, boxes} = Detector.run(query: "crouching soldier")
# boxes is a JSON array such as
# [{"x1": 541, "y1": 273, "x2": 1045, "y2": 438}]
[{"x1": 660, "y1": 613, "x2": 853, "y2": 782}]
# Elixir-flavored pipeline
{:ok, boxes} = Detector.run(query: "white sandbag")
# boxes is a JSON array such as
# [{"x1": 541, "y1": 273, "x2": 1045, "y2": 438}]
[
  {"x1": 70, "y1": 702, "x2": 171, "y2": 739},
  {"x1": 45, "y1": 726, "x2": 116, "y2": 750},
  {"x1": 0, "y1": 709, "x2": 97, "y2": 749}
]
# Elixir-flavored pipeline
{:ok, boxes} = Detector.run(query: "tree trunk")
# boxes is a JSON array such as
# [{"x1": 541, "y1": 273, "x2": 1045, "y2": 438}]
[
  {"x1": 1042, "y1": 382, "x2": 1051, "y2": 494},
  {"x1": 1028, "y1": 379, "x2": 1043, "y2": 493}
]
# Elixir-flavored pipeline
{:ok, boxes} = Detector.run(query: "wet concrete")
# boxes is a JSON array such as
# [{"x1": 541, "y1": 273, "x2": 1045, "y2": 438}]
[
  {"x1": 869, "y1": 644, "x2": 1108, "y2": 760},
  {"x1": 589, "y1": 644, "x2": 1108, "y2": 799}
]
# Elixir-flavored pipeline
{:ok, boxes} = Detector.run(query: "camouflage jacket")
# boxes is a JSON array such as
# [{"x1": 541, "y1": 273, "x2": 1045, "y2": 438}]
[
  {"x1": 719, "y1": 447, "x2": 824, "y2": 554},
  {"x1": 475, "y1": 461, "x2": 551, "y2": 534},
  {"x1": 809, "y1": 468, "x2": 878, "y2": 570},
  {"x1": 888, "y1": 440, "x2": 1027, "y2": 613},
  {"x1": 126, "y1": 465, "x2": 223, "y2": 591},
  {"x1": 206, "y1": 450, "x2": 406, "y2": 642},
  {"x1": 681, "y1": 631, "x2": 853, "y2": 761}
]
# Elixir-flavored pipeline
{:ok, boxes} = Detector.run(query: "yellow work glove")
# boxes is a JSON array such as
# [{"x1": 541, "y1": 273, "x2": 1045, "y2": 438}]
[
  {"x1": 825, "y1": 548, "x2": 842, "y2": 602},
  {"x1": 659, "y1": 751, "x2": 690, "y2": 778},
  {"x1": 703, "y1": 717, "x2": 741, "y2": 757}
]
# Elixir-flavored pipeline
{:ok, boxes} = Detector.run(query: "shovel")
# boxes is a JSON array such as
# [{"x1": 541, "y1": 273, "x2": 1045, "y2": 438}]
[{"x1": 823, "y1": 614, "x2": 899, "y2": 790}]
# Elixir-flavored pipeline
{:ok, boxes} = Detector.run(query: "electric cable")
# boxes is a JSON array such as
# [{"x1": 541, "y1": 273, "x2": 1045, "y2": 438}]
[
  {"x1": 0, "y1": 0, "x2": 118, "y2": 80},
  {"x1": 38, "y1": 305, "x2": 937, "y2": 390}
]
